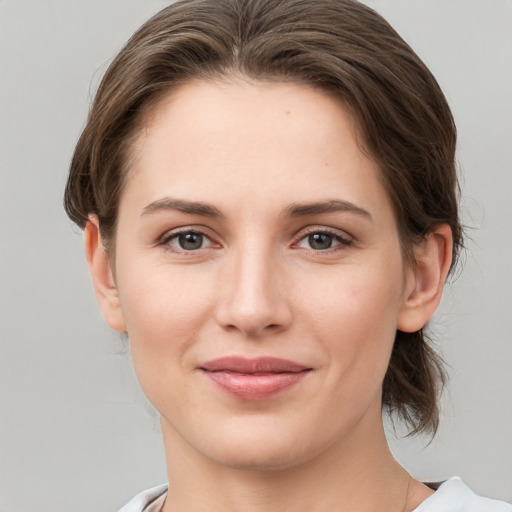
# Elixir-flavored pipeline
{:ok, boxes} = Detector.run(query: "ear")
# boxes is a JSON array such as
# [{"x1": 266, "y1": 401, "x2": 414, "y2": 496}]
[
  {"x1": 84, "y1": 215, "x2": 126, "y2": 332},
  {"x1": 397, "y1": 224, "x2": 453, "y2": 333}
]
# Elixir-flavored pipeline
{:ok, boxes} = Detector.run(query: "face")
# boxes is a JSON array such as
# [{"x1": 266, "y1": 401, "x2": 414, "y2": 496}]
[{"x1": 100, "y1": 80, "x2": 421, "y2": 471}]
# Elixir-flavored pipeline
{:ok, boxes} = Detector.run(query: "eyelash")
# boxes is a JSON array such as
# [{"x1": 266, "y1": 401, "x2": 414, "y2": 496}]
[
  {"x1": 294, "y1": 227, "x2": 354, "y2": 253},
  {"x1": 160, "y1": 228, "x2": 217, "y2": 254},
  {"x1": 158, "y1": 227, "x2": 354, "y2": 254}
]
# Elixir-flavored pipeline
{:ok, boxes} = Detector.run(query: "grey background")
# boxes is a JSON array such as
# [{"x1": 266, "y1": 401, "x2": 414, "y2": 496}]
[{"x1": 1, "y1": 1, "x2": 511, "y2": 510}]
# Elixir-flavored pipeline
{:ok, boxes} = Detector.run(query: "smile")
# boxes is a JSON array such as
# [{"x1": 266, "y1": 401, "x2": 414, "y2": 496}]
[{"x1": 198, "y1": 357, "x2": 313, "y2": 400}]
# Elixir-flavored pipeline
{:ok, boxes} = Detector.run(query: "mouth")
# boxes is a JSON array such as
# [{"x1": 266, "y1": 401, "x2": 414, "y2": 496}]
[{"x1": 198, "y1": 356, "x2": 313, "y2": 400}]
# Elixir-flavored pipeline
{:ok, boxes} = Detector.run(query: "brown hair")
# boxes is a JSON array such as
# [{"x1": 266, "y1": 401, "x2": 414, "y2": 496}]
[{"x1": 64, "y1": 0, "x2": 463, "y2": 436}]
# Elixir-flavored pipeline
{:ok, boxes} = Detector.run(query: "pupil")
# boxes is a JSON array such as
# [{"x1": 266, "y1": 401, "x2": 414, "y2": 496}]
[
  {"x1": 179, "y1": 232, "x2": 203, "y2": 250},
  {"x1": 309, "y1": 233, "x2": 332, "y2": 249}
]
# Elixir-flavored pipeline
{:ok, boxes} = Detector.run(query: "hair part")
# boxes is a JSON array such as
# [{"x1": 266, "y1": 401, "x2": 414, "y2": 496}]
[{"x1": 64, "y1": 0, "x2": 463, "y2": 436}]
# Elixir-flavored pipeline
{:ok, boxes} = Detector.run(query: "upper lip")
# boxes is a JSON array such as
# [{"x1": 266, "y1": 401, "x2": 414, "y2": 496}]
[{"x1": 199, "y1": 356, "x2": 311, "y2": 374}]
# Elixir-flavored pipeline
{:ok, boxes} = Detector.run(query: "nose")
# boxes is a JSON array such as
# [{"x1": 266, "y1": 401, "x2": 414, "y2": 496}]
[{"x1": 214, "y1": 245, "x2": 293, "y2": 338}]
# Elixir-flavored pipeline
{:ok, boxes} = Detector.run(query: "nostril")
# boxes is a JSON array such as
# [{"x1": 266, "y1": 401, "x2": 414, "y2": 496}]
[{"x1": 214, "y1": 287, "x2": 293, "y2": 336}]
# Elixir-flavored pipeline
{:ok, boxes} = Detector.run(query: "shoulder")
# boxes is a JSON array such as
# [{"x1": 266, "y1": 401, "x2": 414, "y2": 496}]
[
  {"x1": 117, "y1": 484, "x2": 168, "y2": 512},
  {"x1": 414, "y1": 477, "x2": 512, "y2": 512},
  {"x1": 114, "y1": 479, "x2": 511, "y2": 512}
]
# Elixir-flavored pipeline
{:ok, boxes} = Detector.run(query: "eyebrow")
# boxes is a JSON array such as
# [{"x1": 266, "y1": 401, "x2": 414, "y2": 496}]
[
  {"x1": 141, "y1": 197, "x2": 371, "y2": 221},
  {"x1": 142, "y1": 198, "x2": 224, "y2": 218},
  {"x1": 284, "y1": 199, "x2": 372, "y2": 219}
]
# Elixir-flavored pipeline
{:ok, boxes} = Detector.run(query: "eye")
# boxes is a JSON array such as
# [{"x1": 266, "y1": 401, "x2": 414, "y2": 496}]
[
  {"x1": 164, "y1": 230, "x2": 214, "y2": 251},
  {"x1": 305, "y1": 233, "x2": 335, "y2": 250},
  {"x1": 296, "y1": 230, "x2": 352, "y2": 251}
]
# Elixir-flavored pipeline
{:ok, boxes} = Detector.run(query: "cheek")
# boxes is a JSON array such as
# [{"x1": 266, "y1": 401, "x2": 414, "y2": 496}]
[
  {"x1": 300, "y1": 260, "x2": 403, "y2": 329},
  {"x1": 116, "y1": 262, "x2": 216, "y2": 371},
  {"x1": 116, "y1": 266, "x2": 220, "y2": 418},
  {"x1": 298, "y1": 263, "x2": 404, "y2": 379}
]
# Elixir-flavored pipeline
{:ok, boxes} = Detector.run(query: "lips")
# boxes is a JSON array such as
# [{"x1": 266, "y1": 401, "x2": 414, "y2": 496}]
[{"x1": 198, "y1": 357, "x2": 312, "y2": 400}]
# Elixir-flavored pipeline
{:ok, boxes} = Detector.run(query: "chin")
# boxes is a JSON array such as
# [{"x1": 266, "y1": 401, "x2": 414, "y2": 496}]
[
  {"x1": 195, "y1": 419, "x2": 325, "y2": 473},
  {"x1": 209, "y1": 444, "x2": 310, "y2": 473}
]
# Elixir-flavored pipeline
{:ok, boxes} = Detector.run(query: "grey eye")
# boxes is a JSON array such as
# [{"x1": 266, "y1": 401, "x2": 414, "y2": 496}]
[
  {"x1": 296, "y1": 230, "x2": 352, "y2": 251},
  {"x1": 308, "y1": 233, "x2": 333, "y2": 250},
  {"x1": 166, "y1": 231, "x2": 211, "y2": 251},
  {"x1": 178, "y1": 232, "x2": 203, "y2": 250}
]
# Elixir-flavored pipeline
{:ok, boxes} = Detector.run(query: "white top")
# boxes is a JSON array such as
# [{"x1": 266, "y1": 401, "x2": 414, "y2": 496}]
[
  {"x1": 118, "y1": 483, "x2": 168, "y2": 512},
  {"x1": 118, "y1": 477, "x2": 512, "y2": 512}
]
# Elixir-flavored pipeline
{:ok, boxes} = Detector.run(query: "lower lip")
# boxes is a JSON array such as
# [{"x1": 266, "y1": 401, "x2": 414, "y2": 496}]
[{"x1": 202, "y1": 370, "x2": 310, "y2": 400}]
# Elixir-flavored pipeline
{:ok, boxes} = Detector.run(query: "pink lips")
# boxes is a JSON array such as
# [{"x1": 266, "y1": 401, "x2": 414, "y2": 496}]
[{"x1": 199, "y1": 357, "x2": 312, "y2": 400}]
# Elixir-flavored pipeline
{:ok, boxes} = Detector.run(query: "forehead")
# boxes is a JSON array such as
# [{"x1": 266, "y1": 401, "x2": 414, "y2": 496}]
[
  {"x1": 121, "y1": 79, "x2": 392, "y2": 224},
  {"x1": 139, "y1": 78, "x2": 359, "y2": 154}
]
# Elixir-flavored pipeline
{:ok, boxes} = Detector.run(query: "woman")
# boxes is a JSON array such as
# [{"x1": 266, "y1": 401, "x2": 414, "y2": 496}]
[{"x1": 64, "y1": 0, "x2": 511, "y2": 510}]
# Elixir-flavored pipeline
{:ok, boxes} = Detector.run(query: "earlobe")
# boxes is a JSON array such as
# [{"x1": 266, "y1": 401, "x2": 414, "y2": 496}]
[
  {"x1": 397, "y1": 224, "x2": 453, "y2": 333},
  {"x1": 84, "y1": 216, "x2": 126, "y2": 333}
]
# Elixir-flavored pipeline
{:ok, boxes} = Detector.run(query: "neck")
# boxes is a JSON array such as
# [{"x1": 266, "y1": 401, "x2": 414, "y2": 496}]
[{"x1": 161, "y1": 406, "x2": 414, "y2": 512}]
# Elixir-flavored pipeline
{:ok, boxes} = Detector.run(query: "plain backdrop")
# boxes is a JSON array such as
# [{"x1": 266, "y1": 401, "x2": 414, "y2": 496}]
[{"x1": 1, "y1": 1, "x2": 511, "y2": 510}]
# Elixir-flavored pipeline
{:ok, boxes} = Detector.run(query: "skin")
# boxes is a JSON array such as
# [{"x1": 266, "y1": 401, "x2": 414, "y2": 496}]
[{"x1": 86, "y1": 79, "x2": 452, "y2": 512}]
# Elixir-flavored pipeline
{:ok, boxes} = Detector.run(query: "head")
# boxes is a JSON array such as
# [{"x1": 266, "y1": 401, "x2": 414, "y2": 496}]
[{"x1": 65, "y1": 0, "x2": 462, "y2": 440}]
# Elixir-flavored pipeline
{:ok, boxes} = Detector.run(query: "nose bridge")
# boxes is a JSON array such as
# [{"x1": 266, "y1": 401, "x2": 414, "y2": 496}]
[{"x1": 216, "y1": 234, "x2": 291, "y2": 336}]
